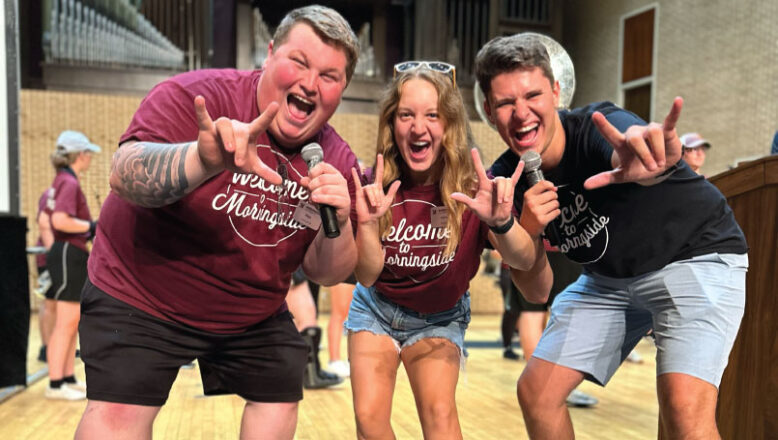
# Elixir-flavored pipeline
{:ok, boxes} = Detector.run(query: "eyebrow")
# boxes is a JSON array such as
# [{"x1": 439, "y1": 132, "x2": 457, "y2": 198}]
[
  {"x1": 289, "y1": 49, "x2": 344, "y2": 78},
  {"x1": 396, "y1": 105, "x2": 438, "y2": 113}
]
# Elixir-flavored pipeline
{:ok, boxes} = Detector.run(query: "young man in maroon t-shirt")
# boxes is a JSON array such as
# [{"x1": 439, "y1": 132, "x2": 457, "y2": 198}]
[{"x1": 76, "y1": 6, "x2": 360, "y2": 439}]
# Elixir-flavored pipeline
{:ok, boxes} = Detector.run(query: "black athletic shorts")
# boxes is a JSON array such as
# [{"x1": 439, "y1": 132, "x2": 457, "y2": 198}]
[
  {"x1": 79, "y1": 280, "x2": 308, "y2": 406},
  {"x1": 46, "y1": 241, "x2": 88, "y2": 302}
]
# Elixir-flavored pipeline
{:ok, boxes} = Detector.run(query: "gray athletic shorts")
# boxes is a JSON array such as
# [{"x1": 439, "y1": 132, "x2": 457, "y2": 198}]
[{"x1": 533, "y1": 252, "x2": 748, "y2": 387}]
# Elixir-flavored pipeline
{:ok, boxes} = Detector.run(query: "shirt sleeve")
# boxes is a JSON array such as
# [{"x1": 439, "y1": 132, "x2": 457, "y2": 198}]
[
  {"x1": 52, "y1": 179, "x2": 79, "y2": 217},
  {"x1": 120, "y1": 80, "x2": 199, "y2": 145}
]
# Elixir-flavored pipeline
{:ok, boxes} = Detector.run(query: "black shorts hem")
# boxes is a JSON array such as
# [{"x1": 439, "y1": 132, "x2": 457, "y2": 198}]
[
  {"x1": 86, "y1": 390, "x2": 167, "y2": 407},
  {"x1": 232, "y1": 390, "x2": 303, "y2": 403}
]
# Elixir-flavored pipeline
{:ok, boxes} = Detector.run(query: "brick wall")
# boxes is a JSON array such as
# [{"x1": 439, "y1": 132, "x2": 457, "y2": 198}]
[{"x1": 562, "y1": 0, "x2": 777, "y2": 176}]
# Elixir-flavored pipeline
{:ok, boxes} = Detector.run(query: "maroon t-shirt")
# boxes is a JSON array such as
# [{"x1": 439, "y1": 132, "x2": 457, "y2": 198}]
[
  {"x1": 374, "y1": 182, "x2": 490, "y2": 313},
  {"x1": 47, "y1": 168, "x2": 92, "y2": 252},
  {"x1": 35, "y1": 189, "x2": 52, "y2": 268},
  {"x1": 88, "y1": 68, "x2": 359, "y2": 333}
]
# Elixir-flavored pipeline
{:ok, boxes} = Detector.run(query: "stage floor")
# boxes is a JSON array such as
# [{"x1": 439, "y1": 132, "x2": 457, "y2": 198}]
[{"x1": 0, "y1": 313, "x2": 659, "y2": 439}]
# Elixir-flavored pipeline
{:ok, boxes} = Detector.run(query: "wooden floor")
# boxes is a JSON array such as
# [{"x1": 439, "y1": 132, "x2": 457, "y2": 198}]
[{"x1": 0, "y1": 314, "x2": 659, "y2": 439}]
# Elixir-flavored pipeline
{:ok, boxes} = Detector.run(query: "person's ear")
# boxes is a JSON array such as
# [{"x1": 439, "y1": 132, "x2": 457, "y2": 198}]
[
  {"x1": 263, "y1": 40, "x2": 275, "y2": 68},
  {"x1": 483, "y1": 98, "x2": 494, "y2": 124},
  {"x1": 552, "y1": 80, "x2": 560, "y2": 108}
]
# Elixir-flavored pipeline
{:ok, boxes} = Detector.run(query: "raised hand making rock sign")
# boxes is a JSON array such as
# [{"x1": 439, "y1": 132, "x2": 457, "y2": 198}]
[
  {"x1": 346, "y1": 61, "x2": 541, "y2": 440},
  {"x1": 77, "y1": 6, "x2": 361, "y2": 440},
  {"x1": 478, "y1": 32, "x2": 748, "y2": 440},
  {"x1": 585, "y1": 97, "x2": 685, "y2": 189}
]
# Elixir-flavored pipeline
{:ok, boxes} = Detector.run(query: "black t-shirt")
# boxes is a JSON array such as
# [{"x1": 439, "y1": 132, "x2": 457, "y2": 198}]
[{"x1": 490, "y1": 101, "x2": 747, "y2": 278}]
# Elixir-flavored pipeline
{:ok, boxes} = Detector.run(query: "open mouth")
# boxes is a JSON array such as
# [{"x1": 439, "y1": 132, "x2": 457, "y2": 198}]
[
  {"x1": 409, "y1": 141, "x2": 430, "y2": 159},
  {"x1": 513, "y1": 123, "x2": 539, "y2": 147},
  {"x1": 287, "y1": 93, "x2": 315, "y2": 120}
]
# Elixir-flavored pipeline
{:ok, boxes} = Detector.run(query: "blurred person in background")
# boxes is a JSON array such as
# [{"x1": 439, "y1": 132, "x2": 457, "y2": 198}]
[
  {"x1": 680, "y1": 132, "x2": 711, "y2": 176},
  {"x1": 45, "y1": 130, "x2": 100, "y2": 401},
  {"x1": 286, "y1": 267, "x2": 344, "y2": 389},
  {"x1": 34, "y1": 188, "x2": 55, "y2": 363},
  {"x1": 325, "y1": 276, "x2": 355, "y2": 378}
]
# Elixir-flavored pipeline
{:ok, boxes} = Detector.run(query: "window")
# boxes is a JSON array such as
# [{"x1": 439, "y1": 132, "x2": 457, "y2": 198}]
[{"x1": 619, "y1": 5, "x2": 657, "y2": 122}]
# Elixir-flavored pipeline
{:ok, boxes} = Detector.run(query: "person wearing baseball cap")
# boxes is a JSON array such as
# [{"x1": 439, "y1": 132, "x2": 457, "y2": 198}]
[
  {"x1": 44, "y1": 129, "x2": 100, "y2": 401},
  {"x1": 55, "y1": 130, "x2": 102, "y2": 154},
  {"x1": 680, "y1": 132, "x2": 711, "y2": 175}
]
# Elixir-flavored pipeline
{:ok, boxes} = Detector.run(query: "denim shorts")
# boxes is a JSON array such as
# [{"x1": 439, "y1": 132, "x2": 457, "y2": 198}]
[
  {"x1": 533, "y1": 252, "x2": 748, "y2": 388},
  {"x1": 345, "y1": 283, "x2": 471, "y2": 358}
]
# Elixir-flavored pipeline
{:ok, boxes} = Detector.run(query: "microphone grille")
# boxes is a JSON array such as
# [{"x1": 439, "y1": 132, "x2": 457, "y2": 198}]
[
  {"x1": 301, "y1": 143, "x2": 324, "y2": 163},
  {"x1": 520, "y1": 151, "x2": 542, "y2": 172}
]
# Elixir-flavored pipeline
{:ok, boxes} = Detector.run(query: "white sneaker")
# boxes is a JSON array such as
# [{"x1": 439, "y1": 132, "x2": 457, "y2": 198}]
[
  {"x1": 65, "y1": 379, "x2": 87, "y2": 392},
  {"x1": 327, "y1": 360, "x2": 350, "y2": 378},
  {"x1": 45, "y1": 384, "x2": 86, "y2": 401},
  {"x1": 625, "y1": 350, "x2": 644, "y2": 363},
  {"x1": 566, "y1": 389, "x2": 598, "y2": 407}
]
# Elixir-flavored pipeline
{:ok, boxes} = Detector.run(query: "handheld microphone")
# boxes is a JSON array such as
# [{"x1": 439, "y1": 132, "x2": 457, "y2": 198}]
[
  {"x1": 301, "y1": 143, "x2": 340, "y2": 238},
  {"x1": 521, "y1": 151, "x2": 544, "y2": 186},
  {"x1": 520, "y1": 151, "x2": 560, "y2": 244}
]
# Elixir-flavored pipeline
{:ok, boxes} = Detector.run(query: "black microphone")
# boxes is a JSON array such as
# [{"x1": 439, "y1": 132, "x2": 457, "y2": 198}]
[
  {"x1": 520, "y1": 151, "x2": 561, "y2": 245},
  {"x1": 301, "y1": 143, "x2": 340, "y2": 238}
]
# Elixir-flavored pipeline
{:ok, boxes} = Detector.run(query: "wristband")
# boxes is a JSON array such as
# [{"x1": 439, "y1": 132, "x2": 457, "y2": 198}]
[
  {"x1": 489, "y1": 216, "x2": 514, "y2": 235},
  {"x1": 88, "y1": 220, "x2": 98, "y2": 239},
  {"x1": 657, "y1": 159, "x2": 683, "y2": 178}
]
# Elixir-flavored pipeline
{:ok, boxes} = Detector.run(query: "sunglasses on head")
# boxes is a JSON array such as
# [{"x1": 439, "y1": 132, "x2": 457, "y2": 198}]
[{"x1": 393, "y1": 61, "x2": 457, "y2": 86}]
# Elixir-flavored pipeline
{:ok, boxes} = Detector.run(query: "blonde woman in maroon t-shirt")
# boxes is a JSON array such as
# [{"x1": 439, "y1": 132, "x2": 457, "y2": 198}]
[
  {"x1": 346, "y1": 64, "x2": 549, "y2": 439},
  {"x1": 44, "y1": 130, "x2": 100, "y2": 401}
]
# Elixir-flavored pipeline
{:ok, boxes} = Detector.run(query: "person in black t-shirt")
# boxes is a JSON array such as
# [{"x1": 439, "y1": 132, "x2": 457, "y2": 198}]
[{"x1": 476, "y1": 34, "x2": 748, "y2": 439}]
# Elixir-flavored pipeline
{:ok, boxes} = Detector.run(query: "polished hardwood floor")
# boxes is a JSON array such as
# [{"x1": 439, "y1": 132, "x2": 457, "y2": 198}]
[{"x1": 0, "y1": 314, "x2": 659, "y2": 439}]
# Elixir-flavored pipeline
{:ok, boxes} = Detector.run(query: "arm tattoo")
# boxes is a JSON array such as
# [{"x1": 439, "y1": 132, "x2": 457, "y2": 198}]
[{"x1": 111, "y1": 142, "x2": 192, "y2": 208}]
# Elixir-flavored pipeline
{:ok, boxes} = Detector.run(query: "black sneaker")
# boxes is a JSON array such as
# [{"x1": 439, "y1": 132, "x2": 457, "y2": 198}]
[{"x1": 503, "y1": 348, "x2": 520, "y2": 360}]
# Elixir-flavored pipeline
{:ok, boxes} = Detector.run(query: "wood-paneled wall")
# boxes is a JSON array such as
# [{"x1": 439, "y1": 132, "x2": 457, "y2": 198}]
[{"x1": 709, "y1": 156, "x2": 778, "y2": 440}]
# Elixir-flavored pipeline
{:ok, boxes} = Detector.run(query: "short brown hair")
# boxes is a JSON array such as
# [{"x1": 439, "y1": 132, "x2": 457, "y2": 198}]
[
  {"x1": 273, "y1": 5, "x2": 359, "y2": 82},
  {"x1": 475, "y1": 35, "x2": 554, "y2": 97}
]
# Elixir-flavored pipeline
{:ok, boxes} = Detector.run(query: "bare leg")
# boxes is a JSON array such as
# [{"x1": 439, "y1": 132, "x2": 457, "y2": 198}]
[
  {"x1": 517, "y1": 310, "x2": 546, "y2": 359},
  {"x1": 402, "y1": 338, "x2": 462, "y2": 440},
  {"x1": 75, "y1": 401, "x2": 161, "y2": 440},
  {"x1": 64, "y1": 324, "x2": 78, "y2": 377},
  {"x1": 286, "y1": 282, "x2": 317, "y2": 331},
  {"x1": 657, "y1": 373, "x2": 721, "y2": 440},
  {"x1": 47, "y1": 301, "x2": 80, "y2": 380},
  {"x1": 240, "y1": 401, "x2": 299, "y2": 440},
  {"x1": 327, "y1": 283, "x2": 354, "y2": 362},
  {"x1": 41, "y1": 299, "x2": 57, "y2": 346},
  {"x1": 516, "y1": 357, "x2": 584, "y2": 440},
  {"x1": 349, "y1": 331, "x2": 401, "y2": 440}
]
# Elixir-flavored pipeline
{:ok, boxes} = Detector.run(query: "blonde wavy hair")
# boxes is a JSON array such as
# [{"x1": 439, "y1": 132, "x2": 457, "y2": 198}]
[
  {"x1": 50, "y1": 149, "x2": 79, "y2": 170},
  {"x1": 375, "y1": 68, "x2": 477, "y2": 255}
]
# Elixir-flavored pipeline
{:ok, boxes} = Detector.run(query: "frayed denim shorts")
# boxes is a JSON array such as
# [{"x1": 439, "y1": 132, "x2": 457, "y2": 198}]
[{"x1": 345, "y1": 283, "x2": 471, "y2": 357}]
